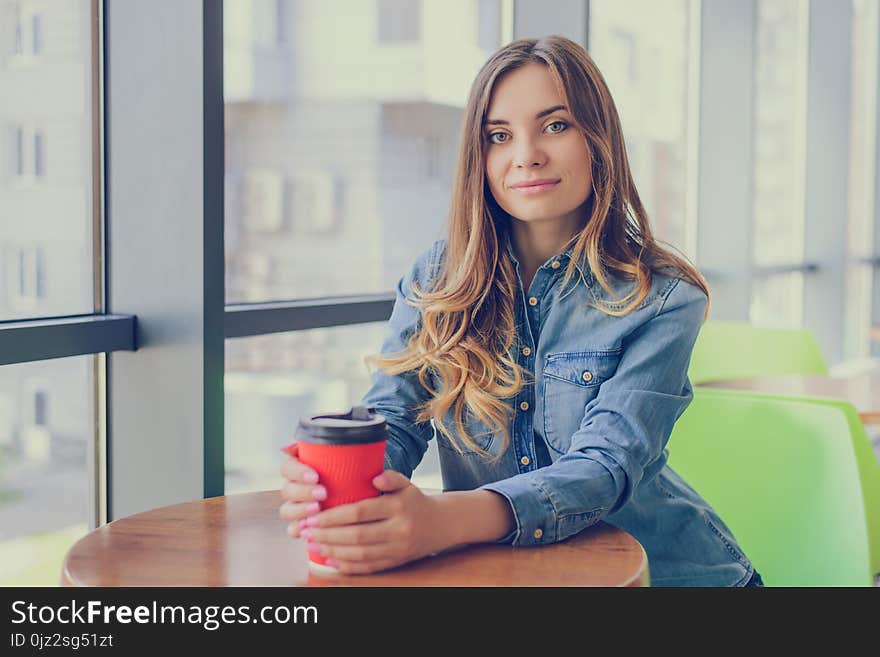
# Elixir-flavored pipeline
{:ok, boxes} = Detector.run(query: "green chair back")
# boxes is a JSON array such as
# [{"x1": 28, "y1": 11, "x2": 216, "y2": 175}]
[
  {"x1": 667, "y1": 388, "x2": 873, "y2": 586},
  {"x1": 746, "y1": 393, "x2": 880, "y2": 580},
  {"x1": 688, "y1": 321, "x2": 828, "y2": 384}
]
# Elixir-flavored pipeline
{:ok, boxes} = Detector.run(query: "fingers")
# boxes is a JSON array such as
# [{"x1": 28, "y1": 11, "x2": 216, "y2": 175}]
[
  {"x1": 307, "y1": 495, "x2": 394, "y2": 528},
  {"x1": 321, "y1": 557, "x2": 401, "y2": 575},
  {"x1": 280, "y1": 457, "x2": 319, "y2": 484},
  {"x1": 279, "y1": 442, "x2": 299, "y2": 458},
  {"x1": 306, "y1": 539, "x2": 397, "y2": 565},
  {"x1": 372, "y1": 470, "x2": 411, "y2": 493},
  {"x1": 300, "y1": 518, "x2": 390, "y2": 547},
  {"x1": 280, "y1": 480, "x2": 327, "y2": 504},
  {"x1": 278, "y1": 478, "x2": 327, "y2": 535},
  {"x1": 279, "y1": 500, "x2": 321, "y2": 522}
]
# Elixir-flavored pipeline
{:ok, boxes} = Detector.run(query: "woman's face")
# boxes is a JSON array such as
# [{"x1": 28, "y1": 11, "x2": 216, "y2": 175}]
[{"x1": 483, "y1": 62, "x2": 592, "y2": 228}]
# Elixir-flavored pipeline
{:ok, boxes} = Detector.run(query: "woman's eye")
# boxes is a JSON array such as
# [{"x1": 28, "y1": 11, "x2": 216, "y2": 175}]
[
  {"x1": 545, "y1": 120, "x2": 568, "y2": 134},
  {"x1": 488, "y1": 132, "x2": 509, "y2": 144}
]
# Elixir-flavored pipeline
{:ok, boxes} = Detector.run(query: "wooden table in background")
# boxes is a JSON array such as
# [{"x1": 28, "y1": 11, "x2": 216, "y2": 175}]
[
  {"x1": 61, "y1": 490, "x2": 649, "y2": 587},
  {"x1": 698, "y1": 369, "x2": 880, "y2": 425}
]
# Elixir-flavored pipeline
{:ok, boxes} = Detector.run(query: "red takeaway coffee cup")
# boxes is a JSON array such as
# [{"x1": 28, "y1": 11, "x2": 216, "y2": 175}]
[{"x1": 281, "y1": 405, "x2": 388, "y2": 575}]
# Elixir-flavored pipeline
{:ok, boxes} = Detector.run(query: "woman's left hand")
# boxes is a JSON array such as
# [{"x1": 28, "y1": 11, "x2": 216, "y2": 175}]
[{"x1": 289, "y1": 471, "x2": 450, "y2": 574}]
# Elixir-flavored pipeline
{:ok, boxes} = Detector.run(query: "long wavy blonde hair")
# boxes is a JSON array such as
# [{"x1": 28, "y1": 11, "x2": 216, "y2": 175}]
[{"x1": 368, "y1": 35, "x2": 710, "y2": 460}]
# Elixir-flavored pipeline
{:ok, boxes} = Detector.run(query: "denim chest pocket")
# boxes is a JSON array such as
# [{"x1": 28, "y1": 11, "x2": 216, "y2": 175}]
[{"x1": 541, "y1": 350, "x2": 621, "y2": 454}]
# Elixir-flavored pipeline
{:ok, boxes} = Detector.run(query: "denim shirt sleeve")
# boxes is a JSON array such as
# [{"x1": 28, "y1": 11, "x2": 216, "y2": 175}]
[
  {"x1": 360, "y1": 241, "x2": 445, "y2": 478},
  {"x1": 479, "y1": 277, "x2": 708, "y2": 547}
]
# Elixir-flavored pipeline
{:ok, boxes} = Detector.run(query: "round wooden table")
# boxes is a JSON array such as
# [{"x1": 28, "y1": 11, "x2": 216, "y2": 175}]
[{"x1": 62, "y1": 490, "x2": 649, "y2": 587}]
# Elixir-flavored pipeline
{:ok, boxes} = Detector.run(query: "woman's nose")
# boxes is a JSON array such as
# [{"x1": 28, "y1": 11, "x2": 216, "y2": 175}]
[{"x1": 513, "y1": 139, "x2": 547, "y2": 168}]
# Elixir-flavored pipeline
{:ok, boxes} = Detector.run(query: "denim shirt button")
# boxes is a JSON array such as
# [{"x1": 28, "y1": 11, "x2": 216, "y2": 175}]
[
  {"x1": 519, "y1": 401, "x2": 530, "y2": 411},
  {"x1": 528, "y1": 296, "x2": 538, "y2": 306},
  {"x1": 533, "y1": 528, "x2": 544, "y2": 540},
  {"x1": 520, "y1": 455, "x2": 530, "y2": 466},
  {"x1": 551, "y1": 260, "x2": 561, "y2": 269},
  {"x1": 581, "y1": 370, "x2": 593, "y2": 383},
  {"x1": 522, "y1": 346, "x2": 532, "y2": 356}
]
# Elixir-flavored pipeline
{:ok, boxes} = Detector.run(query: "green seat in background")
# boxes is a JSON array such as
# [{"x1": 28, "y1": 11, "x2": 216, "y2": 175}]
[
  {"x1": 688, "y1": 321, "x2": 828, "y2": 384},
  {"x1": 666, "y1": 388, "x2": 874, "y2": 586},
  {"x1": 747, "y1": 393, "x2": 880, "y2": 582}
]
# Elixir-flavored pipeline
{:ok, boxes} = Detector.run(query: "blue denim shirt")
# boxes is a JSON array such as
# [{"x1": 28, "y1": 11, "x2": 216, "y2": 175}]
[{"x1": 362, "y1": 238, "x2": 755, "y2": 586}]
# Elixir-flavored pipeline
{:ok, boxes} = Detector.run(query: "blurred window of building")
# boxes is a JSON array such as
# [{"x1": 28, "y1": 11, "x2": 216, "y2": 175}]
[
  {"x1": 10, "y1": 2, "x2": 42, "y2": 59},
  {"x1": 8, "y1": 124, "x2": 43, "y2": 181},
  {"x1": 5, "y1": 245, "x2": 46, "y2": 311}
]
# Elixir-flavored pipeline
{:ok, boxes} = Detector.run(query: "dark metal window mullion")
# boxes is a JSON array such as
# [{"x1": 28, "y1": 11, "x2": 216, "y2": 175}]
[{"x1": 0, "y1": 314, "x2": 136, "y2": 366}]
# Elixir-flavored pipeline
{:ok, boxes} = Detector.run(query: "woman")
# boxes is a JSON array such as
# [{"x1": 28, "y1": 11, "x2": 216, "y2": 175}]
[{"x1": 279, "y1": 35, "x2": 761, "y2": 586}]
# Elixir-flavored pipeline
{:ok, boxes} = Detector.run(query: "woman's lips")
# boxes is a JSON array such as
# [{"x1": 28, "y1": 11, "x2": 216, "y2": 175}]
[{"x1": 510, "y1": 180, "x2": 560, "y2": 195}]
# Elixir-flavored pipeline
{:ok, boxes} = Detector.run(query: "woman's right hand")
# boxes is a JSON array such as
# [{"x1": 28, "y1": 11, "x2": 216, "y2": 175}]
[{"x1": 278, "y1": 444, "x2": 326, "y2": 539}]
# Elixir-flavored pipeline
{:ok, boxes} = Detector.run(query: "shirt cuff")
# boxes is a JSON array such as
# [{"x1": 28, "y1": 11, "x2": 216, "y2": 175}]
[{"x1": 479, "y1": 474, "x2": 558, "y2": 547}]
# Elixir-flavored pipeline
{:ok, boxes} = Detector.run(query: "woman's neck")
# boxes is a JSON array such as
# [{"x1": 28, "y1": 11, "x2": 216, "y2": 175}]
[{"x1": 509, "y1": 215, "x2": 585, "y2": 289}]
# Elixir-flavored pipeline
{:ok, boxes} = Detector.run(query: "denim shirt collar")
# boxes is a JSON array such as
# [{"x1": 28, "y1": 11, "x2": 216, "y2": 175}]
[{"x1": 502, "y1": 231, "x2": 592, "y2": 285}]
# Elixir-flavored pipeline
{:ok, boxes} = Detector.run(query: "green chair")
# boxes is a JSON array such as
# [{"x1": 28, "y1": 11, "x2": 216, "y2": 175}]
[
  {"x1": 751, "y1": 393, "x2": 880, "y2": 582},
  {"x1": 688, "y1": 321, "x2": 828, "y2": 384},
  {"x1": 666, "y1": 388, "x2": 873, "y2": 586}
]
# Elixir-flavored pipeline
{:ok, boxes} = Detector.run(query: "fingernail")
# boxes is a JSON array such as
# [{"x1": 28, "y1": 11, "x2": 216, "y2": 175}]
[
  {"x1": 325, "y1": 559, "x2": 340, "y2": 568},
  {"x1": 297, "y1": 518, "x2": 309, "y2": 530},
  {"x1": 305, "y1": 515, "x2": 320, "y2": 527},
  {"x1": 307, "y1": 542, "x2": 323, "y2": 555},
  {"x1": 303, "y1": 471, "x2": 319, "y2": 484},
  {"x1": 300, "y1": 529, "x2": 312, "y2": 540},
  {"x1": 311, "y1": 486, "x2": 327, "y2": 501},
  {"x1": 305, "y1": 502, "x2": 320, "y2": 515}
]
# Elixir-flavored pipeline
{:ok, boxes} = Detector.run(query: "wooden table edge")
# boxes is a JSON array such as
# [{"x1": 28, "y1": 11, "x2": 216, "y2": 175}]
[{"x1": 60, "y1": 490, "x2": 651, "y2": 588}]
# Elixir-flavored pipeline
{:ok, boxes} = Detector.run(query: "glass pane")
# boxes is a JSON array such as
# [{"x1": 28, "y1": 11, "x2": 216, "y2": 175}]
[
  {"x1": 589, "y1": 0, "x2": 695, "y2": 258},
  {"x1": 845, "y1": 0, "x2": 878, "y2": 361},
  {"x1": 0, "y1": 0, "x2": 96, "y2": 321},
  {"x1": 223, "y1": 0, "x2": 503, "y2": 303},
  {"x1": 749, "y1": 272, "x2": 804, "y2": 327},
  {"x1": 225, "y1": 323, "x2": 442, "y2": 494},
  {"x1": 0, "y1": 355, "x2": 94, "y2": 586},
  {"x1": 751, "y1": 0, "x2": 807, "y2": 268}
]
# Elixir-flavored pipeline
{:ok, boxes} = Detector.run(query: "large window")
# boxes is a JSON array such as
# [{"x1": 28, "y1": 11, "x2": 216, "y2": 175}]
[
  {"x1": 589, "y1": 0, "x2": 697, "y2": 259},
  {"x1": 223, "y1": 0, "x2": 501, "y2": 303},
  {"x1": 225, "y1": 323, "x2": 442, "y2": 494},
  {"x1": 846, "y1": 0, "x2": 879, "y2": 361},
  {"x1": 222, "y1": 0, "x2": 501, "y2": 494},
  {"x1": 0, "y1": 0, "x2": 98, "y2": 585},
  {"x1": 1, "y1": 0, "x2": 96, "y2": 322},
  {"x1": 0, "y1": 356, "x2": 94, "y2": 585},
  {"x1": 749, "y1": 0, "x2": 808, "y2": 327}
]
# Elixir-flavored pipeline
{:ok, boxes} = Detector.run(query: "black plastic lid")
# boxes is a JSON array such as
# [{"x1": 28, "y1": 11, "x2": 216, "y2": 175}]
[{"x1": 295, "y1": 405, "x2": 388, "y2": 445}]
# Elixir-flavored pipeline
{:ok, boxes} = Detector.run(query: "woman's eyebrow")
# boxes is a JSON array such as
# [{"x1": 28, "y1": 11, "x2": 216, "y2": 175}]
[{"x1": 484, "y1": 104, "x2": 567, "y2": 126}]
